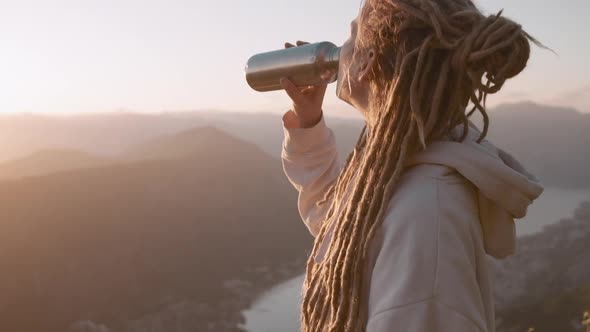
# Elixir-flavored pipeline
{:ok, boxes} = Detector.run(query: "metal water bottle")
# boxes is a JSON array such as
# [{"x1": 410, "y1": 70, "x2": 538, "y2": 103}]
[{"x1": 245, "y1": 41, "x2": 341, "y2": 92}]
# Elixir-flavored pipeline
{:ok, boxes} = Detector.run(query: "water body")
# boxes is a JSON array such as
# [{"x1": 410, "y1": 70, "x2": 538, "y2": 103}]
[{"x1": 243, "y1": 187, "x2": 590, "y2": 332}]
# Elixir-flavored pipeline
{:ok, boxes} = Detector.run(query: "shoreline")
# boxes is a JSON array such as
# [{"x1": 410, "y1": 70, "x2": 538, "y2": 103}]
[
  {"x1": 224, "y1": 255, "x2": 308, "y2": 332},
  {"x1": 119, "y1": 255, "x2": 308, "y2": 332}
]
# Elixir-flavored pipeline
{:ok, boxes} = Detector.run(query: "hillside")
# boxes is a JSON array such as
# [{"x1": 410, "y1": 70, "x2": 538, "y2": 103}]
[
  {"x1": 125, "y1": 126, "x2": 267, "y2": 163},
  {"x1": 493, "y1": 201, "x2": 590, "y2": 332},
  {"x1": 0, "y1": 127, "x2": 311, "y2": 332}
]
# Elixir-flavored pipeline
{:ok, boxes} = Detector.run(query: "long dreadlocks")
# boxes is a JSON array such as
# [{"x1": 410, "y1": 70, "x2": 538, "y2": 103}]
[{"x1": 300, "y1": 1, "x2": 545, "y2": 331}]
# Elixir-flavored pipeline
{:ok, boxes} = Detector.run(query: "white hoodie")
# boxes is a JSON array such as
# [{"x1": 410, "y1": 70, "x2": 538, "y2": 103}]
[{"x1": 281, "y1": 114, "x2": 544, "y2": 332}]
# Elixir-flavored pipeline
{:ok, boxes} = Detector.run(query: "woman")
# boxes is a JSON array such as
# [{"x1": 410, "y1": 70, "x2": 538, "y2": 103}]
[{"x1": 279, "y1": 0, "x2": 544, "y2": 331}]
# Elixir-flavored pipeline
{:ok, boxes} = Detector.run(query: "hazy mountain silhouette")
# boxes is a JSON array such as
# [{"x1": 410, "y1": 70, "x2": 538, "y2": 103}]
[
  {"x1": 0, "y1": 113, "x2": 207, "y2": 162},
  {"x1": 0, "y1": 149, "x2": 113, "y2": 180},
  {"x1": 471, "y1": 102, "x2": 590, "y2": 188},
  {"x1": 125, "y1": 126, "x2": 266, "y2": 163},
  {"x1": 192, "y1": 110, "x2": 364, "y2": 160},
  {"x1": 0, "y1": 127, "x2": 310, "y2": 332}
]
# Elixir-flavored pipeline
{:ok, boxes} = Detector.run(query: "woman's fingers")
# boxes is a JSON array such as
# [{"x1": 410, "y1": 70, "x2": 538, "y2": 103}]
[
  {"x1": 280, "y1": 77, "x2": 303, "y2": 104},
  {"x1": 300, "y1": 86, "x2": 312, "y2": 93},
  {"x1": 282, "y1": 77, "x2": 316, "y2": 95},
  {"x1": 300, "y1": 86, "x2": 318, "y2": 95},
  {"x1": 285, "y1": 41, "x2": 309, "y2": 48},
  {"x1": 281, "y1": 41, "x2": 320, "y2": 99}
]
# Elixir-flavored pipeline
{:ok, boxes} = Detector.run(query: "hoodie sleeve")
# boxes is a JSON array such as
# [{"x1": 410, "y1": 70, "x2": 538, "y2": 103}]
[{"x1": 281, "y1": 112, "x2": 342, "y2": 237}]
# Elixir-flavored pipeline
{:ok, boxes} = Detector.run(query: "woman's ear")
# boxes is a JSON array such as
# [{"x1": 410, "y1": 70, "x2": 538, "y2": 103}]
[{"x1": 358, "y1": 48, "x2": 377, "y2": 82}]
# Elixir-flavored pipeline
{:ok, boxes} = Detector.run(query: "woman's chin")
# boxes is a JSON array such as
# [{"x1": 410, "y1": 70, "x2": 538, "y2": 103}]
[
  {"x1": 337, "y1": 94, "x2": 354, "y2": 107},
  {"x1": 336, "y1": 86, "x2": 352, "y2": 106}
]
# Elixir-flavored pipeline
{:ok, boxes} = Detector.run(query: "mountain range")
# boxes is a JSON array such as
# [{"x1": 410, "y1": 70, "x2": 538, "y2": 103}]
[
  {"x1": 0, "y1": 101, "x2": 588, "y2": 187},
  {"x1": 0, "y1": 101, "x2": 588, "y2": 331},
  {"x1": 0, "y1": 126, "x2": 311, "y2": 332}
]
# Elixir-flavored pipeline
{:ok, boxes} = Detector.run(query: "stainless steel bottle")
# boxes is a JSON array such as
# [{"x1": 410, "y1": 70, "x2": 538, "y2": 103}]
[{"x1": 245, "y1": 41, "x2": 341, "y2": 92}]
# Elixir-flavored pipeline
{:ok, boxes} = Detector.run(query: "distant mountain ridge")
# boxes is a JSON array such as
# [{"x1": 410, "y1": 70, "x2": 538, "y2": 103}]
[
  {"x1": 0, "y1": 101, "x2": 587, "y2": 187},
  {"x1": 0, "y1": 113, "x2": 207, "y2": 162},
  {"x1": 125, "y1": 126, "x2": 264, "y2": 162},
  {"x1": 0, "y1": 149, "x2": 113, "y2": 180},
  {"x1": 471, "y1": 102, "x2": 590, "y2": 188}
]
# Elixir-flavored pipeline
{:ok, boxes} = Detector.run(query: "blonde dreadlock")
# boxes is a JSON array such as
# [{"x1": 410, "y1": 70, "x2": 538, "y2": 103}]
[{"x1": 301, "y1": 1, "x2": 546, "y2": 331}]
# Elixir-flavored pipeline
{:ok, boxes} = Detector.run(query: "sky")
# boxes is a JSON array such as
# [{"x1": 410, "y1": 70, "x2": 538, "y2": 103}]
[{"x1": 0, "y1": 0, "x2": 588, "y2": 115}]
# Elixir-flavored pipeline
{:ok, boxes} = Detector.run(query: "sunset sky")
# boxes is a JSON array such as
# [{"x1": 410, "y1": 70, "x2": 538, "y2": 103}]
[{"x1": 0, "y1": 0, "x2": 588, "y2": 115}]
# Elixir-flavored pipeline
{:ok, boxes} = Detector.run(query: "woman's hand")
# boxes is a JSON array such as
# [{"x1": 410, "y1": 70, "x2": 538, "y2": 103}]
[{"x1": 281, "y1": 41, "x2": 328, "y2": 129}]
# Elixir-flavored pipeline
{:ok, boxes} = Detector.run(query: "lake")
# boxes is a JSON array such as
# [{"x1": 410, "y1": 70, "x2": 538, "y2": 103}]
[{"x1": 242, "y1": 187, "x2": 590, "y2": 332}]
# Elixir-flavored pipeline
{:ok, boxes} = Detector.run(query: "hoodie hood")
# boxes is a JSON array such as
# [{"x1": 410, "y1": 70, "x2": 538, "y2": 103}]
[{"x1": 406, "y1": 121, "x2": 544, "y2": 259}]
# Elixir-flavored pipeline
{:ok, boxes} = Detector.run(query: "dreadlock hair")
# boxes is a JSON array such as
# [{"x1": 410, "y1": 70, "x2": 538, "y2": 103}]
[{"x1": 301, "y1": 1, "x2": 547, "y2": 331}]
